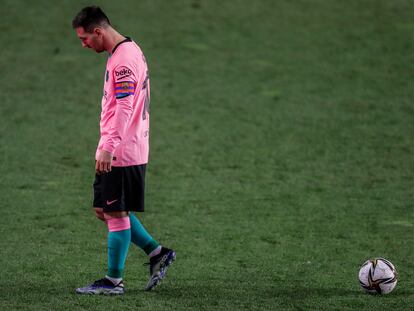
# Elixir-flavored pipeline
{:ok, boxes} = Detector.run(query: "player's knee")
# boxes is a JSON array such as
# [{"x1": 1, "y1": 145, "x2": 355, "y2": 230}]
[
  {"x1": 105, "y1": 213, "x2": 131, "y2": 232},
  {"x1": 104, "y1": 211, "x2": 129, "y2": 220},
  {"x1": 94, "y1": 207, "x2": 105, "y2": 221}
]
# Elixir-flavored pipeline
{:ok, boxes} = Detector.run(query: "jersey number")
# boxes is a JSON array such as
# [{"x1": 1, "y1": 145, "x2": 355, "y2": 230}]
[{"x1": 142, "y1": 71, "x2": 150, "y2": 120}]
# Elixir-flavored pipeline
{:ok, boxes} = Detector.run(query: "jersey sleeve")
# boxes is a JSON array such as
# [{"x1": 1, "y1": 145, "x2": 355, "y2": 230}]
[{"x1": 101, "y1": 64, "x2": 138, "y2": 154}]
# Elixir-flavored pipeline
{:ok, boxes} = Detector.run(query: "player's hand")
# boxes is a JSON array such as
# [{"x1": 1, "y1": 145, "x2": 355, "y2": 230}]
[{"x1": 96, "y1": 150, "x2": 113, "y2": 174}]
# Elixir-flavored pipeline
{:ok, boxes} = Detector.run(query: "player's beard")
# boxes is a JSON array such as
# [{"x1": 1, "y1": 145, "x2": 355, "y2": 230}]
[
  {"x1": 90, "y1": 37, "x2": 105, "y2": 53},
  {"x1": 92, "y1": 42, "x2": 105, "y2": 53}
]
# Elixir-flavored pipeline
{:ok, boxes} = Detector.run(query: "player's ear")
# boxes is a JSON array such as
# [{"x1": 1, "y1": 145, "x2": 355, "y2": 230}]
[{"x1": 94, "y1": 27, "x2": 103, "y2": 37}]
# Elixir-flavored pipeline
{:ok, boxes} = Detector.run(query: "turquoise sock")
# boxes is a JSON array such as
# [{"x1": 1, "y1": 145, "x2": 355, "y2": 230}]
[
  {"x1": 129, "y1": 213, "x2": 159, "y2": 255},
  {"x1": 107, "y1": 229, "x2": 131, "y2": 278}
]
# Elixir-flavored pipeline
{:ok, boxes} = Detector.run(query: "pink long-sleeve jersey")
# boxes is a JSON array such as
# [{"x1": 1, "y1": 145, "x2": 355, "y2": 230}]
[{"x1": 96, "y1": 37, "x2": 150, "y2": 167}]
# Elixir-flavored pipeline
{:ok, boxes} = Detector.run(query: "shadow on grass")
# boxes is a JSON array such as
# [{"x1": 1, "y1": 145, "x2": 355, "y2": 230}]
[{"x1": 4, "y1": 280, "x2": 411, "y2": 305}]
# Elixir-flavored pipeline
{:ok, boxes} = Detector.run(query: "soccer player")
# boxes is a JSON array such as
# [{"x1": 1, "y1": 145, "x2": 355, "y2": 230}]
[{"x1": 72, "y1": 6, "x2": 175, "y2": 295}]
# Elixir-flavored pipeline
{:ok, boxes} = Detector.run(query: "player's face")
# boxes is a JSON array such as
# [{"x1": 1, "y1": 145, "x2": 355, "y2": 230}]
[{"x1": 76, "y1": 27, "x2": 105, "y2": 53}]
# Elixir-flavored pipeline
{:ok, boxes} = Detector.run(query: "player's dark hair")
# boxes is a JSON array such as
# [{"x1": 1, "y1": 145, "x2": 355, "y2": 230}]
[{"x1": 72, "y1": 6, "x2": 111, "y2": 33}]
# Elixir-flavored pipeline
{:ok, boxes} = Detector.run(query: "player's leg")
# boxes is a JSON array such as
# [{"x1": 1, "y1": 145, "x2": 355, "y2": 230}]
[
  {"x1": 104, "y1": 211, "x2": 131, "y2": 287},
  {"x1": 128, "y1": 212, "x2": 175, "y2": 290},
  {"x1": 95, "y1": 206, "x2": 131, "y2": 284},
  {"x1": 76, "y1": 211, "x2": 130, "y2": 295},
  {"x1": 123, "y1": 165, "x2": 176, "y2": 290},
  {"x1": 76, "y1": 168, "x2": 128, "y2": 295}
]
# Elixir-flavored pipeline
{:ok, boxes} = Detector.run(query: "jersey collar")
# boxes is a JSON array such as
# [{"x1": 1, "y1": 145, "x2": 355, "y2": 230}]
[{"x1": 111, "y1": 36, "x2": 132, "y2": 54}]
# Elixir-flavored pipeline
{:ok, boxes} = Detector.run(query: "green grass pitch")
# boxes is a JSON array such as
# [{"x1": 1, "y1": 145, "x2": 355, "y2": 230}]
[{"x1": 0, "y1": 0, "x2": 413, "y2": 310}]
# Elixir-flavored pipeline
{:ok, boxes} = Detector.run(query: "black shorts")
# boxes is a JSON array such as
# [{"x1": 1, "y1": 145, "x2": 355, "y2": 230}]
[{"x1": 93, "y1": 164, "x2": 146, "y2": 212}]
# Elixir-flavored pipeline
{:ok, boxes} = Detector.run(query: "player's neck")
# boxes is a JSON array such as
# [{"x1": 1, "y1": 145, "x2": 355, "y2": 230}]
[{"x1": 104, "y1": 28, "x2": 126, "y2": 54}]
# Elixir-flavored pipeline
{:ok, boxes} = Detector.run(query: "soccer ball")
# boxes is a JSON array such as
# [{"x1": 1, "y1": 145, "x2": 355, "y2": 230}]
[{"x1": 358, "y1": 258, "x2": 398, "y2": 294}]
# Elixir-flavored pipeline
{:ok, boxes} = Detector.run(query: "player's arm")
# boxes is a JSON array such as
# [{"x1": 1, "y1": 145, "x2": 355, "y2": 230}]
[{"x1": 97, "y1": 64, "x2": 137, "y2": 173}]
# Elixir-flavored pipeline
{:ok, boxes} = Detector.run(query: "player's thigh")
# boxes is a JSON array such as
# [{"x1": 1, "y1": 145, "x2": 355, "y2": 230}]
[{"x1": 94, "y1": 167, "x2": 123, "y2": 212}]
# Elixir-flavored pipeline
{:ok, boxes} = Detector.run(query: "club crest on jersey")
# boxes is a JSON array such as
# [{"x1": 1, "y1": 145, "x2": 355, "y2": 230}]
[
  {"x1": 115, "y1": 68, "x2": 132, "y2": 80},
  {"x1": 115, "y1": 81, "x2": 136, "y2": 99}
]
